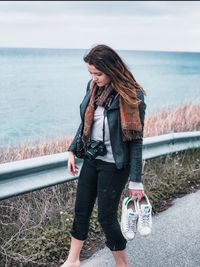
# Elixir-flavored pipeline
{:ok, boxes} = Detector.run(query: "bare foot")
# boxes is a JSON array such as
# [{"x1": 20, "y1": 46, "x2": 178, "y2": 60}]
[{"x1": 60, "y1": 260, "x2": 80, "y2": 267}]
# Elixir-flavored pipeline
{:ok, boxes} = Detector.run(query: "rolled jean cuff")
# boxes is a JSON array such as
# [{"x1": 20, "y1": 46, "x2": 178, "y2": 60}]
[
  {"x1": 105, "y1": 239, "x2": 127, "y2": 251},
  {"x1": 70, "y1": 229, "x2": 87, "y2": 241}
]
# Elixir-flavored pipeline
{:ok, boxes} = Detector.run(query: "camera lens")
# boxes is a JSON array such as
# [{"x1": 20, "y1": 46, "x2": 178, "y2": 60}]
[{"x1": 86, "y1": 150, "x2": 95, "y2": 160}]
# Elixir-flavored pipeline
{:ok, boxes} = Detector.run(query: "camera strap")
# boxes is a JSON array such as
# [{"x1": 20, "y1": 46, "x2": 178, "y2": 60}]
[
  {"x1": 102, "y1": 109, "x2": 106, "y2": 144},
  {"x1": 102, "y1": 93, "x2": 115, "y2": 143}
]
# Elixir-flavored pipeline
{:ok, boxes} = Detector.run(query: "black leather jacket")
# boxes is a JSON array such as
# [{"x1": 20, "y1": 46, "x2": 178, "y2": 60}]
[{"x1": 68, "y1": 80, "x2": 147, "y2": 182}]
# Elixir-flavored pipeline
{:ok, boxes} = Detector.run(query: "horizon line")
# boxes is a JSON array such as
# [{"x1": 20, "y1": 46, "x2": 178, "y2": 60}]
[{"x1": 0, "y1": 46, "x2": 200, "y2": 53}]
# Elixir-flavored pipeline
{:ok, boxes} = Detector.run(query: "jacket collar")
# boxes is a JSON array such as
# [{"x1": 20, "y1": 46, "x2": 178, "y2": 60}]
[
  {"x1": 80, "y1": 89, "x2": 119, "y2": 119},
  {"x1": 108, "y1": 94, "x2": 119, "y2": 110}
]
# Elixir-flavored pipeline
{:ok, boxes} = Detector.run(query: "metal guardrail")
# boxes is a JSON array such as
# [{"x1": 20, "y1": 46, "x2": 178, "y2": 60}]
[{"x1": 0, "y1": 131, "x2": 200, "y2": 201}]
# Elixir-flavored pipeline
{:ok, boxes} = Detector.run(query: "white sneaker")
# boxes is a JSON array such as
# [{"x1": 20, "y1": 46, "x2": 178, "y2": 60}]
[
  {"x1": 120, "y1": 197, "x2": 139, "y2": 241},
  {"x1": 136, "y1": 194, "x2": 152, "y2": 236}
]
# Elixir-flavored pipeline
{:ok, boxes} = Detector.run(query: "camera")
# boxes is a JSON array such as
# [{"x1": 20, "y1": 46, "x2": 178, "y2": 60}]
[{"x1": 85, "y1": 140, "x2": 107, "y2": 160}]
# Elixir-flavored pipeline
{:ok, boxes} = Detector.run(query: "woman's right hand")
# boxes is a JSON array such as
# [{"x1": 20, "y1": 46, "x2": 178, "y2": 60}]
[{"x1": 68, "y1": 151, "x2": 79, "y2": 176}]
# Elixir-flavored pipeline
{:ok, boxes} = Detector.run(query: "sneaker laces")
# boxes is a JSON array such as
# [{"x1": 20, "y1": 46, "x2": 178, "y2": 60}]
[
  {"x1": 125, "y1": 210, "x2": 138, "y2": 233},
  {"x1": 141, "y1": 213, "x2": 150, "y2": 227},
  {"x1": 140, "y1": 206, "x2": 151, "y2": 227}
]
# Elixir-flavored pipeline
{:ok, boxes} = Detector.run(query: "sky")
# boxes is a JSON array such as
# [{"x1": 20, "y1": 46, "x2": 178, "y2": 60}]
[{"x1": 0, "y1": 1, "x2": 200, "y2": 52}]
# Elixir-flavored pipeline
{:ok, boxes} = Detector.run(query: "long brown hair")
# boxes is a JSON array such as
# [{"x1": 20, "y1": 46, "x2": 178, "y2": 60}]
[{"x1": 83, "y1": 44, "x2": 146, "y2": 106}]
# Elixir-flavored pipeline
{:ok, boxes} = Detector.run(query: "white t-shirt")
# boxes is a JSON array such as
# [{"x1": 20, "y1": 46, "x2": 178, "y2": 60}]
[{"x1": 90, "y1": 105, "x2": 144, "y2": 190}]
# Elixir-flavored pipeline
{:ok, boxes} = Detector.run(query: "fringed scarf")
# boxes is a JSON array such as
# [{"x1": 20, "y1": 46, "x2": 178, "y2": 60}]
[{"x1": 82, "y1": 81, "x2": 143, "y2": 145}]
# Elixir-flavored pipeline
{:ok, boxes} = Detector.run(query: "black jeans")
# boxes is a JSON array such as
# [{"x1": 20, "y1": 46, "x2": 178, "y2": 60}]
[{"x1": 70, "y1": 158, "x2": 130, "y2": 251}]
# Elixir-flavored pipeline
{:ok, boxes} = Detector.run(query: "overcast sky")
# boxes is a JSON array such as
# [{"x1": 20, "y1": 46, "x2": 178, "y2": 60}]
[{"x1": 0, "y1": 1, "x2": 200, "y2": 52}]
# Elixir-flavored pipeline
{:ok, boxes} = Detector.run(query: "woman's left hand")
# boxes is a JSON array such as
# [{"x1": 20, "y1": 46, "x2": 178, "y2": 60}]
[{"x1": 128, "y1": 189, "x2": 145, "y2": 201}]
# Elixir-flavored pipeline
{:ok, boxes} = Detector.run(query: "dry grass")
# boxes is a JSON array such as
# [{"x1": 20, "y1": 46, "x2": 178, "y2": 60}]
[
  {"x1": 0, "y1": 102, "x2": 200, "y2": 164},
  {"x1": 0, "y1": 138, "x2": 72, "y2": 164},
  {"x1": 144, "y1": 102, "x2": 200, "y2": 137}
]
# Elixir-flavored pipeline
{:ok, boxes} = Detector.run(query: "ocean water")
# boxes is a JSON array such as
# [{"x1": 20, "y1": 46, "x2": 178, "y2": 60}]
[{"x1": 0, "y1": 48, "x2": 199, "y2": 150}]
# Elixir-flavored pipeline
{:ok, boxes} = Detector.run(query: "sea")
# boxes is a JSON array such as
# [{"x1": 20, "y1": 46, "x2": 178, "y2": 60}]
[{"x1": 0, "y1": 47, "x2": 200, "y2": 150}]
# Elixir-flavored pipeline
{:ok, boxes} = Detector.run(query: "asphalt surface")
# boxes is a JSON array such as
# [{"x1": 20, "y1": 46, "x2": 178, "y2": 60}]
[{"x1": 82, "y1": 190, "x2": 200, "y2": 267}]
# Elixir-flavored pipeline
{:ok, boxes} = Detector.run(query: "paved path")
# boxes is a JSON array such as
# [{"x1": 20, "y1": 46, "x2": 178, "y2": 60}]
[{"x1": 82, "y1": 190, "x2": 200, "y2": 267}]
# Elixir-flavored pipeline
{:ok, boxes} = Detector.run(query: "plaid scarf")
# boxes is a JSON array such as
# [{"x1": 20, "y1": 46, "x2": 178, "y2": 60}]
[{"x1": 82, "y1": 81, "x2": 143, "y2": 145}]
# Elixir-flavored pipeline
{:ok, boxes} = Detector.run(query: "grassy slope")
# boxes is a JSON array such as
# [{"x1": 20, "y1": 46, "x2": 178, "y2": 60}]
[{"x1": 0, "y1": 102, "x2": 199, "y2": 266}]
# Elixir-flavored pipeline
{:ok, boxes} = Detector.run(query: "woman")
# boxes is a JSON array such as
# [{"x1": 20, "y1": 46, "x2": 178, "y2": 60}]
[{"x1": 63, "y1": 44, "x2": 147, "y2": 267}]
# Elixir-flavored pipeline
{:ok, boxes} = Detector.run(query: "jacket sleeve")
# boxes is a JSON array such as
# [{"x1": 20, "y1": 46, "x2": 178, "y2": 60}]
[
  {"x1": 128, "y1": 90, "x2": 147, "y2": 182},
  {"x1": 67, "y1": 122, "x2": 83, "y2": 153},
  {"x1": 67, "y1": 80, "x2": 92, "y2": 154}
]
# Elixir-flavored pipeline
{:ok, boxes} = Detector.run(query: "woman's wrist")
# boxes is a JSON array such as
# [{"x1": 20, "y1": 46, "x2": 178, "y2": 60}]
[{"x1": 128, "y1": 181, "x2": 144, "y2": 190}]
